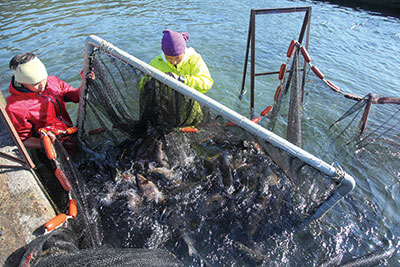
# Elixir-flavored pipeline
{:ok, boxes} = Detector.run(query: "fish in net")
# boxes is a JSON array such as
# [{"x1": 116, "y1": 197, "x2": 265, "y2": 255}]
[
  {"x1": 70, "y1": 46, "x2": 345, "y2": 265},
  {"x1": 5, "y1": 37, "x2": 359, "y2": 266}
]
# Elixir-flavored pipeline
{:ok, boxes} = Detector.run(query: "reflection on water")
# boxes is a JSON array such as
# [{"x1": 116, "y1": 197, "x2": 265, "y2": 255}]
[{"x1": 0, "y1": 0, "x2": 399, "y2": 265}]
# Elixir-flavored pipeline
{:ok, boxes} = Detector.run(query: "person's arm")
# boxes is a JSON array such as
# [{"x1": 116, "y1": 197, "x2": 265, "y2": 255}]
[
  {"x1": 62, "y1": 70, "x2": 95, "y2": 103},
  {"x1": 6, "y1": 106, "x2": 35, "y2": 145},
  {"x1": 184, "y1": 53, "x2": 213, "y2": 94}
]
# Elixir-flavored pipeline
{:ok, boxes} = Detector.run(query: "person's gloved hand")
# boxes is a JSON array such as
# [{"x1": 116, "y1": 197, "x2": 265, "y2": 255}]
[
  {"x1": 47, "y1": 131, "x2": 57, "y2": 143},
  {"x1": 165, "y1": 72, "x2": 178, "y2": 79}
]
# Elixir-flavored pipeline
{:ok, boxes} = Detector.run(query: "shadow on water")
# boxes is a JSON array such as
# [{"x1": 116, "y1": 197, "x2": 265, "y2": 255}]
[{"x1": 312, "y1": 0, "x2": 400, "y2": 18}]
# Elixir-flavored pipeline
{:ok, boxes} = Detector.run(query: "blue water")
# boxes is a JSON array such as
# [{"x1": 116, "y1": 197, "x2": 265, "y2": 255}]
[{"x1": 1, "y1": 0, "x2": 399, "y2": 265}]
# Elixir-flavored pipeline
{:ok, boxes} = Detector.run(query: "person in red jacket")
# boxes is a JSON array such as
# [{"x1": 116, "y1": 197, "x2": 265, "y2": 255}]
[{"x1": 5, "y1": 52, "x2": 85, "y2": 149}]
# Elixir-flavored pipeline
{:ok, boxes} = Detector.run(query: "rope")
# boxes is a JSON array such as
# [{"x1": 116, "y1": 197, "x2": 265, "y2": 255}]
[
  {"x1": 354, "y1": 107, "x2": 400, "y2": 149},
  {"x1": 330, "y1": 162, "x2": 346, "y2": 183}
]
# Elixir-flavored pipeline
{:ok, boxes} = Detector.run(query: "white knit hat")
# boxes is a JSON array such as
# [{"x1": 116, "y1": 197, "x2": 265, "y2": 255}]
[{"x1": 13, "y1": 56, "x2": 48, "y2": 84}]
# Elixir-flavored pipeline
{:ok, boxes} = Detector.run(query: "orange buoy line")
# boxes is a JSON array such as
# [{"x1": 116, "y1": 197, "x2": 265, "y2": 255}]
[
  {"x1": 299, "y1": 45, "x2": 367, "y2": 102},
  {"x1": 297, "y1": 43, "x2": 362, "y2": 99},
  {"x1": 54, "y1": 168, "x2": 72, "y2": 192},
  {"x1": 44, "y1": 198, "x2": 77, "y2": 232},
  {"x1": 180, "y1": 127, "x2": 199, "y2": 133},
  {"x1": 255, "y1": 40, "x2": 300, "y2": 124},
  {"x1": 225, "y1": 40, "x2": 300, "y2": 127},
  {"x1": 38, "y1": 127, "x2": 79, "y2": 233}
]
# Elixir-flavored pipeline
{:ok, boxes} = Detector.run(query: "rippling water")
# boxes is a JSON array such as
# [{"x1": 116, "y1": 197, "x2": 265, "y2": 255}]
[{"x1": 1, "y1": 0, "x2": 399, "y2": 265}]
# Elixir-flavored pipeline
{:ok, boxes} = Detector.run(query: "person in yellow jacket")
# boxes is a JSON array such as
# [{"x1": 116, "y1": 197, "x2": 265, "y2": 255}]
[
  {"x1": 140, "y1": 29, "x2": 213, "y2": 129},
  {"x1": 149, "y1": 29, "x2": 213, "y2": 93}
]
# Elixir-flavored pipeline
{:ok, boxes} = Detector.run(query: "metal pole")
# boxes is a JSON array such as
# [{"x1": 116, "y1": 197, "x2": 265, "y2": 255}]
[
  {"x1": 359, "y1": 93, "x2": 373, "y2": 136},
  {"x1": 239, "y1": 11, "x2": 253, "y2": 100},
  {"x1": 250, "y1": 10, "x2": 256, "y2": 118},
  {"x1": 301, "y1": 9, "x2": 312, "y2": 101}
]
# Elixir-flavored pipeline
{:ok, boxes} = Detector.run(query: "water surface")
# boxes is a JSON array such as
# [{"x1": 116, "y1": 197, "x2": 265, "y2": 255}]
[{"x1": 0, "y1": 0, "x2": 399, "y2": 265}]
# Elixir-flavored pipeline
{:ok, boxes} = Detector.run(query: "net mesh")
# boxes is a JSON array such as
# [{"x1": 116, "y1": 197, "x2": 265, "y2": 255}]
[
  {"x1": 72, "y1": 47, "x2": 341, "y2": 265},
  {"x1": 52, "y1": 139, "x2": 103, "y2": 249}
]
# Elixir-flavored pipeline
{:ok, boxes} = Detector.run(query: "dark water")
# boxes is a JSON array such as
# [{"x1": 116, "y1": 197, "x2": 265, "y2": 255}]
[{"x1": 1, "y1": 0, "x2": 399, "y2": 265}]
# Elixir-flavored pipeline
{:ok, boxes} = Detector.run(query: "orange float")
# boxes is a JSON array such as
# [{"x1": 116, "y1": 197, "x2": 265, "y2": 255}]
[
  {"x1": 251, "y1": 117, "x2": 261, "y2": 123},
  {"x1": 180, "y1": 127, "x2": 199, "y2": 133},
  {"x1": 274, "y1": 85, "x2": 282, "y2": 102},
  {"x1": 279, "y1": 64, "x2": 287, "y2": 80},
  {"x1": 54, "y1": 168, "x2": 72, "y2": 192},
  {"x1": 50, "y1": 129, "x2": 64, "y2": 136},
  {"x1": 287, "y1": 40, "x2": 297, "y2": 58},
  {"x1": 311, "y1": 65, "x2": 325, "y2": 80},
  {"x1": 66, "y1": 127, "x2": 78, "y2": 135},
  {"x1": 68, "y1": 199, "x2": 78, "y2": 219},
  {"x1": 300, "y1": 46, "x2": 311, "y2": 63},
  {"x1": 326, "y1": 80, "x2": 340, "y2": 92},
  {"x1": 260, "y1": 106, "x2": 272, "y2": 116},
  {"x1": 88, "y1": 128, "x2": 105, "y2": 135},
  {"x1": 44, "y1": 214, "x2": 67, "y2": 232},
  {"x1": 42, "y1": 135, "x2": 56, "y2": 160}
]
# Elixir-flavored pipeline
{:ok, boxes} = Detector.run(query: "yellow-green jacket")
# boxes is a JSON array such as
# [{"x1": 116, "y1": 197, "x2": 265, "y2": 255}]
[
  {"x1": 149, "y1": 47, "x2": 213, "y2": 94},
  {"x1": 139, "y1": 47, "x2": 213, "y2": 128}
]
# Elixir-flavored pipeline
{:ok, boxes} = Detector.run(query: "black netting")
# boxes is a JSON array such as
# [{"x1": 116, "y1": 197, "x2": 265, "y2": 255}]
[
  {"x1": 67, "y1": 47, "x2": 343, "y2": 265},
  {"x1": 34, "y1": 247, "x2": 182, "y2": 267},
  {"x1": 5, "y1": 227, "x2": 181, "y2": 267},
  {"x1": 53, "y1": 139, "x2": 103, "y2": 249},
  {"x1": 6, "y1": 45, "x2": 346, "y2": 266},
  {"x1": 139, "y1": 77, "x2": 203, "y2": 131},
  {"x1": 82, "y1": 50, "x2": 204, "y2": 145}
]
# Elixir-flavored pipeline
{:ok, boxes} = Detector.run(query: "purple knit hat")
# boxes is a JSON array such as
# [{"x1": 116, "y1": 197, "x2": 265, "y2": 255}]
[{"x1": 161, "y1": 29, "x2": 189, "y2": 56}]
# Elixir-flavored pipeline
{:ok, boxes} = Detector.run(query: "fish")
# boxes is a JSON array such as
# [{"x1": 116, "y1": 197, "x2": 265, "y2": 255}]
[
  {"x1": 220, "y1": 152, "x2": 233, "y2": 188},
  {"x1": 125, "y1": 189, "x2": 142, "y2": 209},
  {"x1": 136, "y1": 174, "x2": 165, "y2": 204},
  {"x1": 148, "y1": 165, "x2": 181, "y2": 186},
  {"x1": 233, "y1": 241, "x2": 267, "y2": 265},
  {"x1": 154, "y1": 140, "x2": 170, "y2": 168},
  {"x1": 181, "y1": 231, "x2": 211, "y2": 266},
  {"x1": 266, "y1": 171, "x2": 279, "y2": 186}
]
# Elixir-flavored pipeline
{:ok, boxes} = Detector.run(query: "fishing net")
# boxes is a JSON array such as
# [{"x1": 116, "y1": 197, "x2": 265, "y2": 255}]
[
  {"x1": 80, "y1": 50, "x2": 203, "y2": 146},
  {"x1": 263, "y1": 41, "x2": 400, "y2": 152},
  {"x1": 62, "y1": 44, "x2": 348, "y2": 265},
  {"x1": 52, "y1": 139, "x2": 103, "y2": 249},
  {"x1": 4, "y1": 138, "x2": 103, "y2": 266},
  {"x1": 5, "y1": 227, "x2": 181, "y2": 267}
]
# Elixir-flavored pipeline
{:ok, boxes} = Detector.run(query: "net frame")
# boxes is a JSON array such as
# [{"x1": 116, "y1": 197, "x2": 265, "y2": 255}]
[{"x1": 77, "y1": 35, "x2": 356, "y2": 222}]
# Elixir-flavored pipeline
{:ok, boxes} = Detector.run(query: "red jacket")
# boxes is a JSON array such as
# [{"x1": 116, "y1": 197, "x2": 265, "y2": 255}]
[{"x1": 6, "y1": 76, "x2": 80, "y2": 141}]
